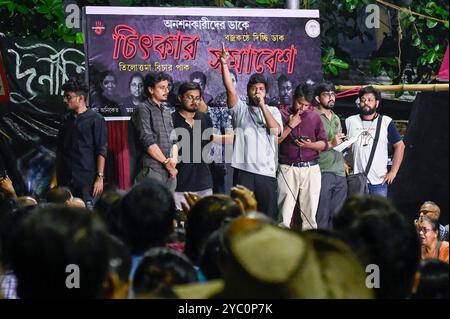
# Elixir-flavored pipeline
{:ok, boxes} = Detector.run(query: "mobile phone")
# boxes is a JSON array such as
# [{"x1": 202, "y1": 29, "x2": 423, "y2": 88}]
[{"x1": 297, "y1": 136, "x2": 309, "y2": 142}]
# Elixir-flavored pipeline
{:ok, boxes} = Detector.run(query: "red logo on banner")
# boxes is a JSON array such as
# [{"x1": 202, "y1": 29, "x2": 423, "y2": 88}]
[
  {"x1": 0, "y1": 52, "x2": 10, "y2": 103},
  {"x1": 92, "y1": 21, "x2": 106, "y2": 36}
]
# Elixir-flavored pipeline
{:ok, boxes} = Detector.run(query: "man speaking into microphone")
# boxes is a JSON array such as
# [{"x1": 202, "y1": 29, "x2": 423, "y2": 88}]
[{"x1": 219, "y1": 44, "x2": 283, "y2": 219}]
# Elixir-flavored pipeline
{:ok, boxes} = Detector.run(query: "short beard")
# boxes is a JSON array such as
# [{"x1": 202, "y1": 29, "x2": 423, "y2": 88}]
[
  {"x1": 182, "y1": 105, "x2": 196, "y2": 113},
  {"x1": 322, "y1": 102, "x2": 334, "y2": 110},
  {"x1": 360, "y1": 107, "x2": 376, "y2": 116}
]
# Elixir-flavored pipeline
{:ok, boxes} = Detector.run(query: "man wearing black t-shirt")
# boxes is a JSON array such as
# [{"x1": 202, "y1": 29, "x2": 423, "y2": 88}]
[
  {"x1": 50, "y1": 78, "x2": 107, "y2": 208},
  {"x1": 172, "y1": 82, "x2": 214, "y2": 210}
]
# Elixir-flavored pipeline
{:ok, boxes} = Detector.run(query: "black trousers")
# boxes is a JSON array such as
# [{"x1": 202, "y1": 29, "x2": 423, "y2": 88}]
[
  {"x1": 210, "y1": 163, "x2": 233, "y2": 195},
  {"x1": 233, "y1": 168, "x2": 278, "y2": 220},
  {"x1": 315, "y1": 172, "x2": 348, "y2": 229}
]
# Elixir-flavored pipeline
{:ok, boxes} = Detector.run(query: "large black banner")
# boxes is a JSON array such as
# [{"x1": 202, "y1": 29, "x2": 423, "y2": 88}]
[
  {"x1": 83, "y1": 7, "x2": 323, "y2": 119},
  {"x1": 0, "y1": 37, "x2": 85, "y2": 197}
]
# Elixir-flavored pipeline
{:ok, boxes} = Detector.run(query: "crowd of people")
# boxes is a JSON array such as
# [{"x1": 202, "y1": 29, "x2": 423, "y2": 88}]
[
  {"x1": 0, "y1": 46, "x2": 448, "y2": 299},
  {"x1": 0, "y1": 178, "x2": 448, "y2": 299}
]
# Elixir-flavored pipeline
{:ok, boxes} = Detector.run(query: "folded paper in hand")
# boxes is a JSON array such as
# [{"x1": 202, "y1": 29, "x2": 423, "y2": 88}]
[{"x1": 333, "y1": 137, "x2": 357, "y2": 152}]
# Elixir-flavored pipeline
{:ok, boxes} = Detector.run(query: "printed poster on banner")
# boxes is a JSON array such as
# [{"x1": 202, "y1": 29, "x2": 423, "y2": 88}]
[{"x1": 83, "y1": 7, "x2": 322, "y2": 120}]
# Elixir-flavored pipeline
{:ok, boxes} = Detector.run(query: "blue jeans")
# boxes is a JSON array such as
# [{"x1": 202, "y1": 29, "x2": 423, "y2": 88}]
[{"x1": 368, "y1": 183, "x2": 388, "y2": 197}]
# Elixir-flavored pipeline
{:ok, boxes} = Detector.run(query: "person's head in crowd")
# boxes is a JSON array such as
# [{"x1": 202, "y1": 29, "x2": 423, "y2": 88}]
[
  {"x1": 277, "y1": 75, "x2": 293, "y2": 105},
  {"x1": 0, "y1": 204, "x2": 37, "y2": 270},
  {"x1": 62, "y1": 77, "x2": 88, "y2": 112},
  {"x1": 292, "y1": 81, "x2": 315, "y2": 115},
  {"x1": 9, "y1": 206, "x2": 110, "y2": 298},
  {"x1": 94, "y1": 188, "x2": 124, "y2": 226},
  {"x1": 133, "y1": 247, "x2": 197, "y2": 298},
  {"x1": 199, "y1": 211, "x2": 274, "y2": 281},
  {"x1": 128, "y1": 73, "x2": 145, "y2": 103},
  {"x1": 102, "y1": 235, "x2": 132, "y2": 299},
  {"x1": 302, "y1": 230, "x2": 374, "y2": 298},
  {"x1": 416, "y1": 216, "x2": 448, "y2": 263},
  {"x1": 177, "y1": 82, "x2": 202, "y2": 113},
  {"x1": 100, "y1": 71, "x2": 118, "y2": 100},
  {"x1": 247, "y1": 73, "x2": 268, "y2": 106},
  {"x1": 190, "y1": 71, "x2": 208, "y2": 92},
  {"x1": 412, "y1": 259, "x2": 449, "y2": 299},
  {"x1": 198, "y1": 230, "x2": 222, "y2": 281},
  {"x1": 358, "y1": 86, "x2": 381, "y2": 116},
  {"x1": 46, "y1": 186, "x2": 73, "y2": 204},
  {"x1": 144, "y1": 72, "x2": 172, "y2": 105},
  {"x1": 182, "y1": 216, "x2": 372, "y2": 299},
  {"x1": 315, "y1": 81, "x2": 336, "y2": 110},
  {"x1": 184, "y1": 194, "x2": 242, "y2": 265},
  {"x1": 109, "y1": 178, "x2": 176, "y2": 256},
  {"x1": 419, "y1": 201, "x2": 441, "y2": 221},
  {"x1": 417, "y1": 216, "x2": 440, "y2": 247},
  {"x1": 333, "y1": 195, "x2": 420, "y2": 299}
]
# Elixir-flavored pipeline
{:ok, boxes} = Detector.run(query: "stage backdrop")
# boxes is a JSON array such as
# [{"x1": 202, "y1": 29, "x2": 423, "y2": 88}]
[{"x1": 83, "y1": 7, "x2": 323, "y2": 120}]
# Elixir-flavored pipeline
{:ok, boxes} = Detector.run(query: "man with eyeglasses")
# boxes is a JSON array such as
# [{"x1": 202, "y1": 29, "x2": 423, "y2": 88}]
[
  {"x1": 418, "y1": 201, "x2": 449, "y2": 242},
  {"x1": 50, "y1": 77, "x2": 107, "y2": 209},
  {"x1": 171, "y1": 82, "x2": 214, "y2": 209},
  {"x1": 131, "y1": 72, "x2": 178, "y2": 191},
  {"x1": 345, "y1": 86, "x2": 405, "y2": 197},
  {"x1": 314, "y1": 82, "x2": 348, "y2": 229}
]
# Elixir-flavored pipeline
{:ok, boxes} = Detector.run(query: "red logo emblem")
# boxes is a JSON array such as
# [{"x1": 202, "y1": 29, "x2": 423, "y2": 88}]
[{"x1": 92, "y1": 21, "x2": 105, "y2": 36}]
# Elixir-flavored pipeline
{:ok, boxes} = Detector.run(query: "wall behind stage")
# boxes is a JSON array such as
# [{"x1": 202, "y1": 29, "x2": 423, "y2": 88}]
[{"x1": 390, "y1": 91, "x2": 449, "y2": 224}]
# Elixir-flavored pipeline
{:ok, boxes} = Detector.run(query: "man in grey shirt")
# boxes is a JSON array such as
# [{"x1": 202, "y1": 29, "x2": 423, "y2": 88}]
[
  {"x1": 131, "y1": 72, "x2": 178, "y2": 192},
  {"x1": 219, "y1": 45, "x2": 282, "y2": 219}
]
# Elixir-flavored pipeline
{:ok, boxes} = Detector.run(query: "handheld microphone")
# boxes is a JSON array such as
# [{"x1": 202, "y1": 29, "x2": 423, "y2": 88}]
[{"x1": 255, "y1": 95, "x2": 262, "y2": 105}]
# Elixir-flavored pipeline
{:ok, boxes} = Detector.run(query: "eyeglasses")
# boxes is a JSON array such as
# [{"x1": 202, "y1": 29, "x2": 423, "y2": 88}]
[
  {"x1": 320, "y1": 92, "x2": 336, "y2": 98},
  {"x1": 419, "y1": 210, "x2": 436, "y2": 215},
  {"x1": 360, "y1": 98, "x2": 376, "y2": 104},
  {"x1": 63, "y1": 95, "x2": 78, "y2": 101},
  {"x1": 184, "y1": 95, "x2": 202, "y2": 102},
  {"x1": 418, "y1": 227, "x2": 434, "y2": 234},
  {"x1": 155, "y1": 86, "x2": 170, "y2": 92}
]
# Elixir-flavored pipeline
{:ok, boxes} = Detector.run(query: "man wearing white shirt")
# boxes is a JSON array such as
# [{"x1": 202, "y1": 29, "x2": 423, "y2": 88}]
[{"x1": 345, "y1": 86, "x2": 405, "y2": 197}]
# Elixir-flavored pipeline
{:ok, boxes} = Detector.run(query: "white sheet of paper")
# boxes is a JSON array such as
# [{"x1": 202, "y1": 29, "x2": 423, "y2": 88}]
[{"x1": 333, "y1": 136, "x2": 358, "y2": 152}]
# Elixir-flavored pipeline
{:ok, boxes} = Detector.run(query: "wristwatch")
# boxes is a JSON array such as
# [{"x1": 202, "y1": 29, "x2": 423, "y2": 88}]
[{"x1": 97, "y1": 172, "x2": 104, "y2": 178}]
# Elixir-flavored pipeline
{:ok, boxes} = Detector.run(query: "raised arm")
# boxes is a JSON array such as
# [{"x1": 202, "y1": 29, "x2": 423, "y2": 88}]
[{"x1": 220, "y1": 43, "x2": 238, "y2": 108}]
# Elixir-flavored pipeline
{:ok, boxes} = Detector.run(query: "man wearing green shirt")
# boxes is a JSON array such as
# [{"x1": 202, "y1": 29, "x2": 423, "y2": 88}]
[{"x1": 314, "y1": 82, "x2": 348, "y2": 229}]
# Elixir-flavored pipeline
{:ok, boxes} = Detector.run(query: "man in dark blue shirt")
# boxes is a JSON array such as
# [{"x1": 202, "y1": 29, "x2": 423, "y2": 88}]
[{"x1": 51, "y1": 78, "x2": 107, "y2": 208}]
